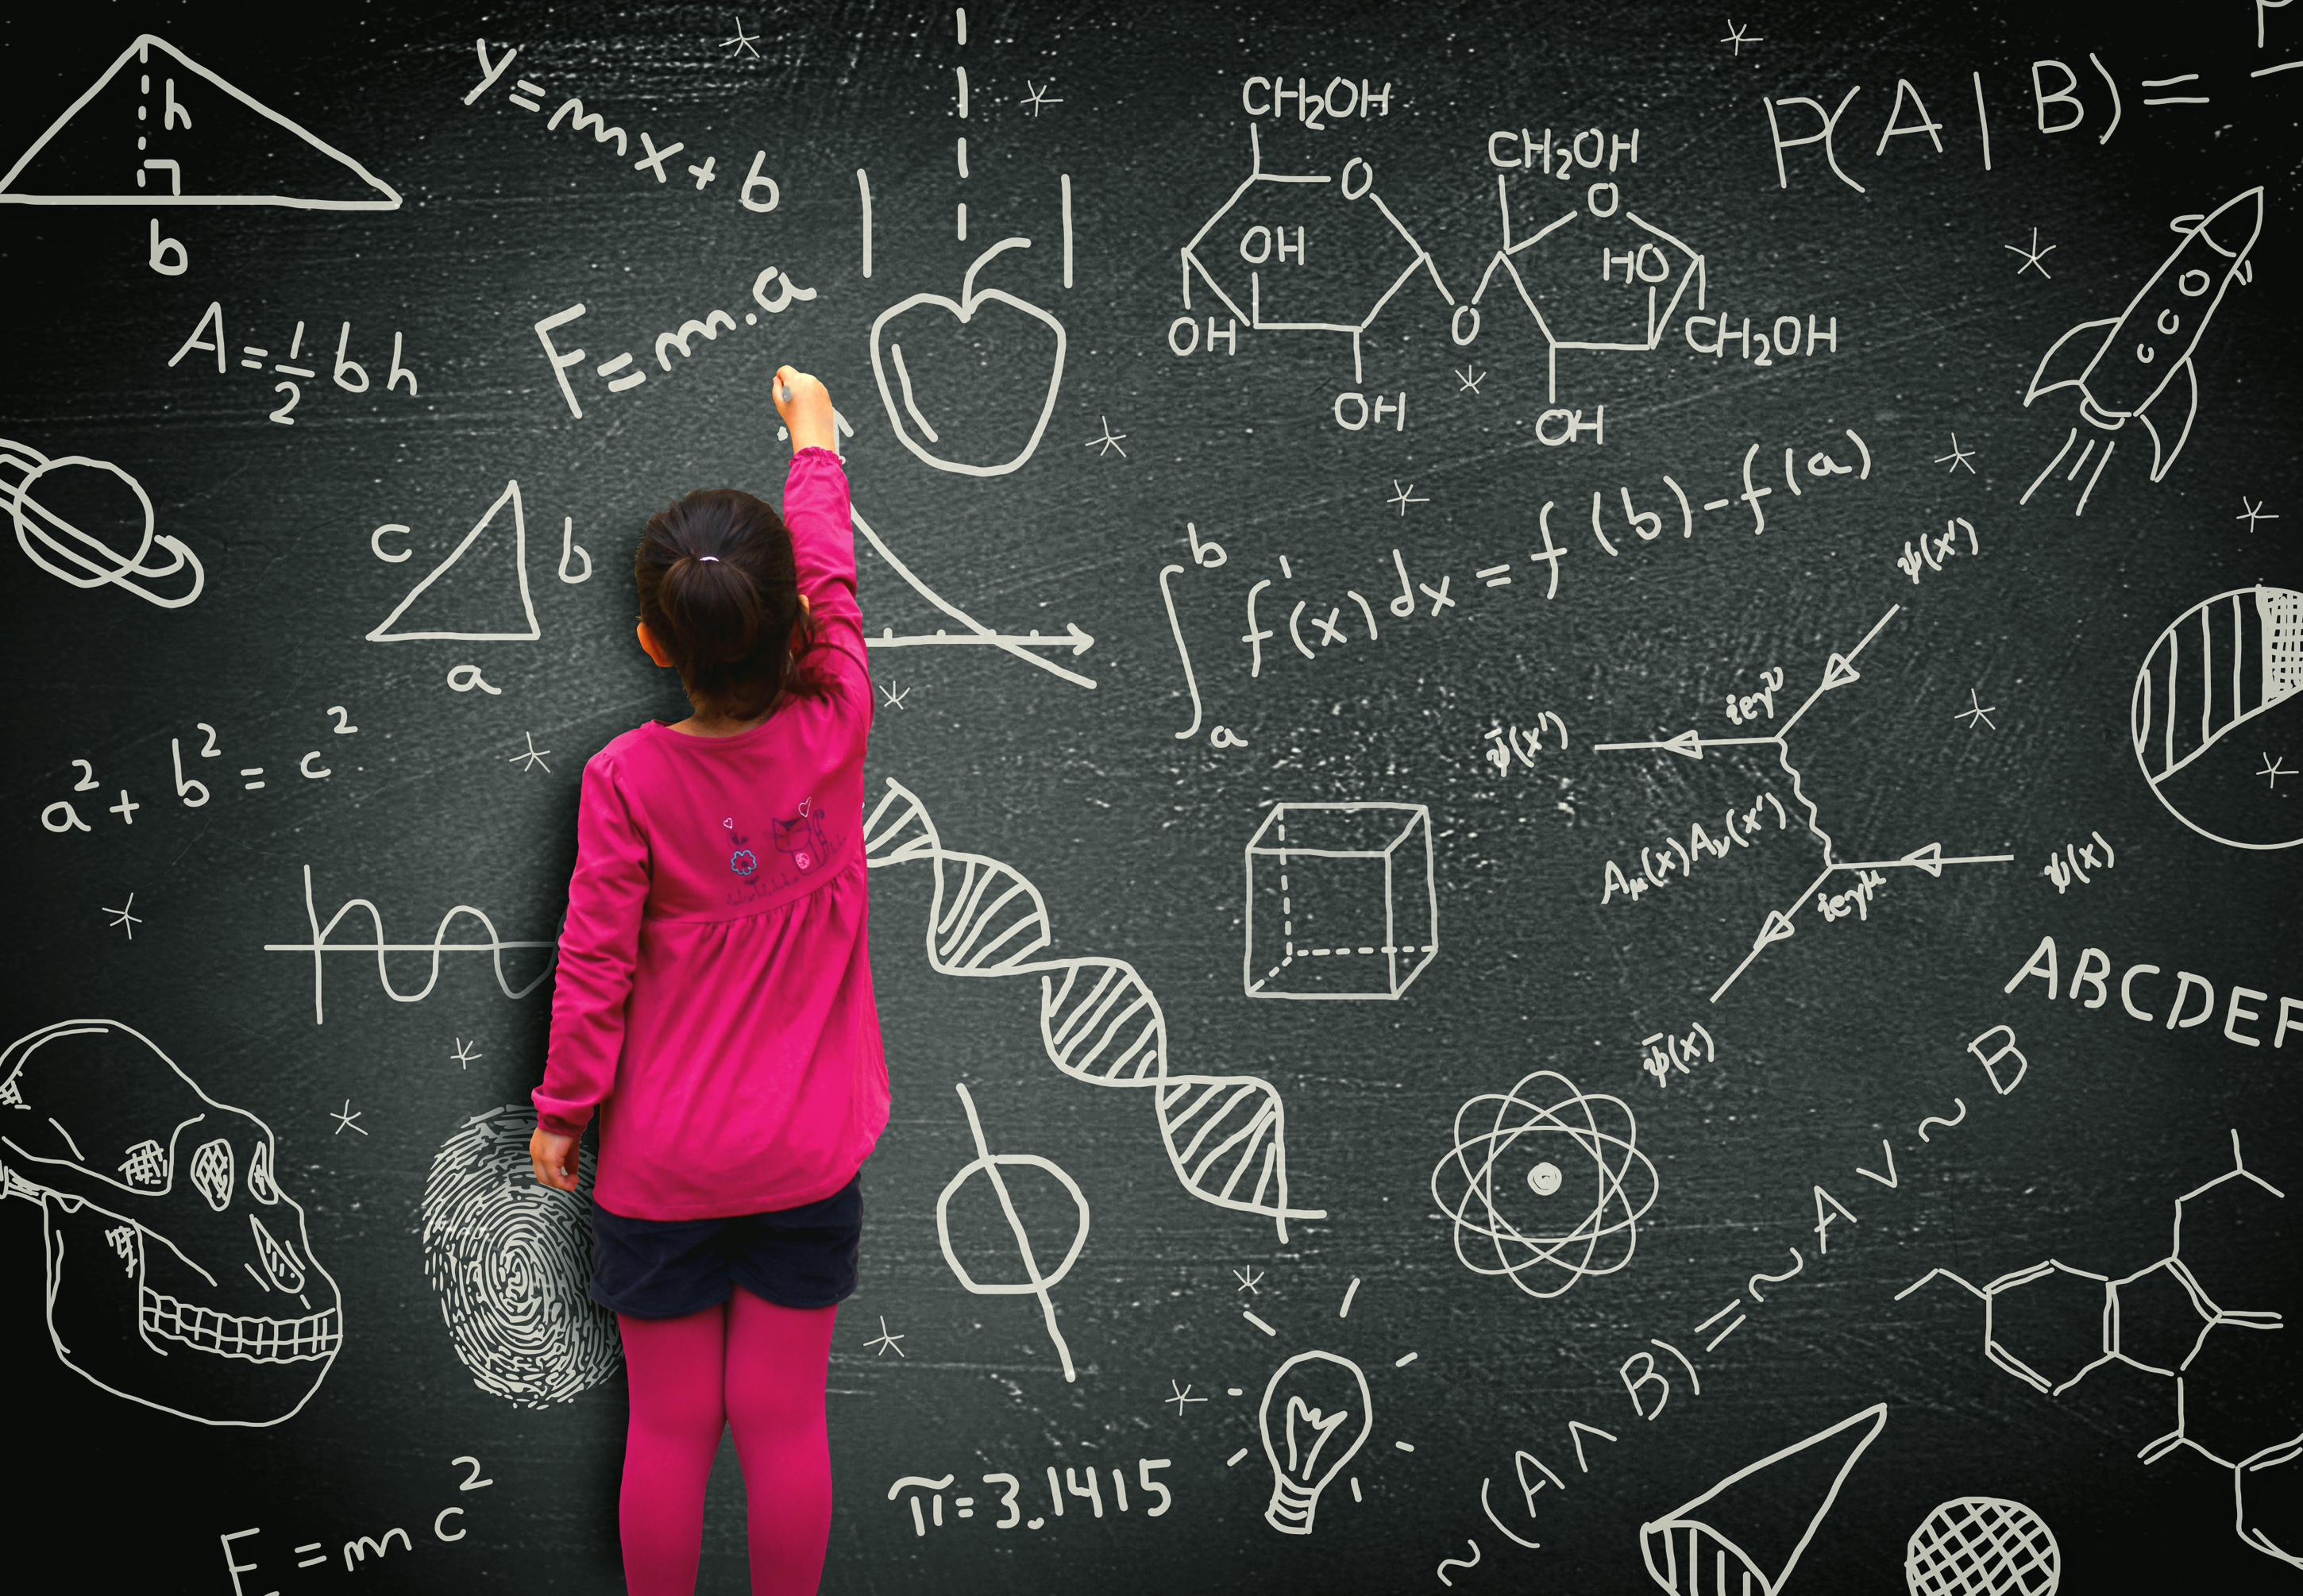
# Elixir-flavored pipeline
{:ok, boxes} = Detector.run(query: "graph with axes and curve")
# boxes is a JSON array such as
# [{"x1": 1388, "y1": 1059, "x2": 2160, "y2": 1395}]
[{"x1": 854, "y1": 504, "x2": 1096, "y2": 691}]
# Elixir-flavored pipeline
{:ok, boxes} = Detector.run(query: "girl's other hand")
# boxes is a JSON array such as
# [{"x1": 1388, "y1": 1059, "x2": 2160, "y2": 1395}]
[
  {"x1": 773, "y1": 365, "x2": 836, "y2": 456},
  {"x1": 530, "y1": 1126, "x2": 581, "y2": 1190}
]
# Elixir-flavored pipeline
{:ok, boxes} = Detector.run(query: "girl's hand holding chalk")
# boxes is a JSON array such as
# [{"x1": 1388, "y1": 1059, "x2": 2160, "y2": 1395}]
[{"x1": 773, "y1": 365, "x2": 836, "y2": 457}]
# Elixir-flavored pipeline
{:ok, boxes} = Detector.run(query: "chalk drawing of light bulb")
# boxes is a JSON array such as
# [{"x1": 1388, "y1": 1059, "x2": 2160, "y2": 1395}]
[{"x1": 1259, "y1": 1349, "x2": 1374, "y2": 1536}]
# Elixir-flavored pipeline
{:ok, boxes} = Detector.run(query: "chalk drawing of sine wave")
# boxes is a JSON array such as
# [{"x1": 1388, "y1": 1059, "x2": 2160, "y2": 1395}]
[{"x1": 864, "y1": 779, "x2": 1325, "y2": 1241}]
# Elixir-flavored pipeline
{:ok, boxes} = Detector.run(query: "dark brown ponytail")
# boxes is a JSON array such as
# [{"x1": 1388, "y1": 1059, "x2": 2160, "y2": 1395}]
[{"x1": 635, "y1": 488, "x2": 829, "y2": 719}]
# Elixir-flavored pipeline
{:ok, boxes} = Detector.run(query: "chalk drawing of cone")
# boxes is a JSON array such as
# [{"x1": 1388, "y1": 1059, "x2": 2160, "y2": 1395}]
[{"x1": 1638, "y1": 1403, "x2": 1887, "y2": 1595}]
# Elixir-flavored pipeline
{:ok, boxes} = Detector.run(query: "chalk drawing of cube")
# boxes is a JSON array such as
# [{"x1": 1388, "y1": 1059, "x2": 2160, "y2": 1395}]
[{"x1": 1244, "y1": 803, "x2": 1438, "y2": 1000}]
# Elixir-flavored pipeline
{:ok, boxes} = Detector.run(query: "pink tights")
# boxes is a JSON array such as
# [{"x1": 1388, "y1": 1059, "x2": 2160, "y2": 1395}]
[{"x1": 616, "y1": 1289, "x2": 838, "y2": 1596}]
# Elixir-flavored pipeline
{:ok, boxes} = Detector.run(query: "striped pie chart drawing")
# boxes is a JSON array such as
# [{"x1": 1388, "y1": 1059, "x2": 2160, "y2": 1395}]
[{"x1": 2131, "y1": 586, "x2": 2303, "y2": 850}]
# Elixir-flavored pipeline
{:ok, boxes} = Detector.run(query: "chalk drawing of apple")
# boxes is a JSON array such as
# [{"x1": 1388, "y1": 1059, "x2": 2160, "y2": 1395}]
[{"x1": 869, "y1": 237, "x2": 1067, "y2": 478}]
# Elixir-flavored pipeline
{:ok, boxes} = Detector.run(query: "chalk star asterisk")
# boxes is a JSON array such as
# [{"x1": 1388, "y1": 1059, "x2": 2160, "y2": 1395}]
[
  {"x1": 1935, "y1": 434, "x2": 1977, "y2": 473},
  {"x1": 330, "y1": 1099, "x2": 367, "y2": 1136},
  {"x1": 509, "y1": 733, "x2": 552, "y2": 773},
  {"x1": 1387, "y1": 480, "x2": 1428, "y2": 517},
  {"x1": 102, "y1": 892, "x2": 141, "y2": 939},
  {"x1": 1166, "y1": 1380, "x2": 1207, "y2": 1416},
  {"x1": 721, "y1": 15, "x2": 762, "y2": 58},
  {"x1": 2238, "y1": 496, "x2": 2280, "y2": 531},
  {"x1": 451, "y1": 1038, "x2": 483, "y2": 1070},
  {"x1": 1022, "y1": 79, "x2": 1064, "y2": 117},
  {"x1": 2004, "y1": 227, "x2": 2057, "y2": 279},
  {"x1": 1234, "y1": 1266, "x2": 1263, "y2": 1293},
  {"x1": 1084, "y1": 415, "x2": 1128, "y2": 458},
  {"x1": 866, "y1": 1316, "x2": 906, "y2": 1357},
  {"x1": 1954, "y1": 688, "x2": 1997, "y2": 730},
  {"x1": 1721, "y1": 18, "x2": 1763, "y2": 54},
  {"x1": 1455, "y1": 364, "x2": 1485, "y2": 394},
  {"x1": 2262, "y1": 753, "x2": 2296, "y2": 789},
  {"x1": 878, "y1": 680, "x2": 911, "y2": 710}
]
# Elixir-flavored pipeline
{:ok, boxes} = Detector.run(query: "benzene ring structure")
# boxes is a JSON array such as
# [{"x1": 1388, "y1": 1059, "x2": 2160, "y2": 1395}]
[
  {"x1": 1431, "y1": 1066, "x2": 1658, "y2": 1299},
  {"x1": 1896, "y1": 1131, "x2": 2293, "y2": 1569}
]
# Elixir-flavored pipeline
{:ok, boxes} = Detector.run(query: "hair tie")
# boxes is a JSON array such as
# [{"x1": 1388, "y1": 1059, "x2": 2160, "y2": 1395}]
[{"x1": 697, "y1": 555, "x2": 720, "y2": 563}]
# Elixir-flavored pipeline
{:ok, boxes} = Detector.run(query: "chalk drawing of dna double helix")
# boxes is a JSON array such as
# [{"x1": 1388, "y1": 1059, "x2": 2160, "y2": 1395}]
[{"x1": 863, "y1": 778, "x2": 1325, "y2": 1242}]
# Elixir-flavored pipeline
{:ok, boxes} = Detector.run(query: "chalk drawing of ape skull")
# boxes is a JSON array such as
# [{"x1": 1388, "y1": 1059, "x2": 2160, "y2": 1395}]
[{"x1": 0, "y1": 1020, "x2": 341, "y2": 1425}]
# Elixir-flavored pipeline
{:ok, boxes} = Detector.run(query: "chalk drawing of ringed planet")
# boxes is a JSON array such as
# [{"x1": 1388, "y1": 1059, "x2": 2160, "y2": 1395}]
[
  {"x1": 1431, "y1": 1067, "x2": 1658, "y2": 1299},
  {"x1": 0, "y1": 439, "x2": 203, "y2": 608},
  {"x1": 2131, "y1": 585, "x2": 2303, "y2": 850}
]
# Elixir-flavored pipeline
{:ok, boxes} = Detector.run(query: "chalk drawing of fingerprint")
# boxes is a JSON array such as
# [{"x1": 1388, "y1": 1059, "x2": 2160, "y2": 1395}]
[
  {"x1": 421, "y1": 1105, "x2": 619, "y2": 1407},
  {"x1": 1431, "y1": 1068, "x2": 1658, "y2": 1299},
  {"x1": 864, "y1": 778, "x2": 1325, "y2": 1241}
]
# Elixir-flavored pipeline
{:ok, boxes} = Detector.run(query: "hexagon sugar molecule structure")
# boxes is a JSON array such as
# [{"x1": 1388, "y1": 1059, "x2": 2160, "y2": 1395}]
[
  {"x1": 1178, "y1": 125, "x2": 1455, "y2": 384},
  {"x1": 1897, "y1": 1131, "x2": 2295, "y2": 1569}
]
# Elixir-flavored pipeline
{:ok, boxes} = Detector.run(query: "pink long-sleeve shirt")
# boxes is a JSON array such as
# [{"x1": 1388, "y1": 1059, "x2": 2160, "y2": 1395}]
[{"x1": 534, "y1": 447, "x2": 889, "y2": 1220}]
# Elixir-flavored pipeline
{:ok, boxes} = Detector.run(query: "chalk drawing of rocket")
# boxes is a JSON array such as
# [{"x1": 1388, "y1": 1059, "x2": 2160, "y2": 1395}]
[{"x1": 2023, "y1": 187, "x2": 2262, "y2": 482}]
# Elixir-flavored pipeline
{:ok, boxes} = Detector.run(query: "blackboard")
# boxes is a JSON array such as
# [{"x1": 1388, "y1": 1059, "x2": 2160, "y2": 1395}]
[{"x1": 2, "y1": 2, "x2": 2297, "y2": 1591}]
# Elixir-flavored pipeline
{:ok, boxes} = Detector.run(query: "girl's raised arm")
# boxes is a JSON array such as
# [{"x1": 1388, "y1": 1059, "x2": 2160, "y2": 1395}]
[{"x1": 772, "y1": 366, "x2": 862, "y2": 639}]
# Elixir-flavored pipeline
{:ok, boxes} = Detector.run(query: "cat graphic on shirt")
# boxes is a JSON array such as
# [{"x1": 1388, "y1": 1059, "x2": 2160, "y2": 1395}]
[{"x1": 773, "y1": 798, "x2": 829, "y2": 874}]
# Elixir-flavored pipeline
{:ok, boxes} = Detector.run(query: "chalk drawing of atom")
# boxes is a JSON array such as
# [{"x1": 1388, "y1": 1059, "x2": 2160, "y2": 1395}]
[{"x1": 1430, "y1": 1068, "x2": 1659, "y2": 1299}]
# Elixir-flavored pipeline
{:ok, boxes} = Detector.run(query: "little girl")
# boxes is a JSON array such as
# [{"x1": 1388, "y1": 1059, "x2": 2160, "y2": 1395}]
[{"x1": 529, "y1": 366, "x2": 888, "y2": 1596}]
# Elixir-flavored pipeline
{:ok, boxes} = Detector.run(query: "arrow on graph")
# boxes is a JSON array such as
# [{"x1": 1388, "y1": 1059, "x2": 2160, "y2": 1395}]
[
  {"x1": 870, "y1": 623, "x2": 1095, "y2": 656},
  {"x1": 1591, "y1": 730, "x2": 1780, "y2": 760},
  {"x1": 1818, "y1": 651, "x2": 1863, "y2": 692},
  {"x1": 1751, "y1": 909, "x2": 1798, "y2": 949},
  {"x1": 1834, "y1": 842, "x2": 2017, "y2": 877}
]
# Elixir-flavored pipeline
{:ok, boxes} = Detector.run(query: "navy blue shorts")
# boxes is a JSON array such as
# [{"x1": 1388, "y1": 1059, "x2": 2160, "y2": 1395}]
[{"x1": 589, "y1": 1175, "x2": 862, "y2": 1319}]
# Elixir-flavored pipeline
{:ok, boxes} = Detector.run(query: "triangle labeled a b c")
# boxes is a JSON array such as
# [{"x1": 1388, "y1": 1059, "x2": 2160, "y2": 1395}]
[{"x1": 367, "y1": 480, "x2": 541, "y2": 643}]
